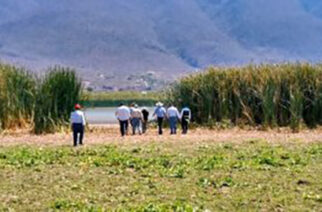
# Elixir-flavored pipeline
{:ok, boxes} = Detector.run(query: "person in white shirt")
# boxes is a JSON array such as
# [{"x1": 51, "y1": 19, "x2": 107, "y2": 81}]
[
  {"x1": 153, "y1": 102, "x2": 167, "y2": 135},
  {"x1": 180, "y1": 106, "x2": 191, "y2": 134},
  {"x1": 167, "y1": 104, "x2": 180, "y2": 134},
  {"x1": 129, "y1": 103, "x2": 135, "y2": 133},
  {"x1": 70, "y1": 104, "x2": 86, "y2": 146},
  {"x1": 115, "y1": 103, "x2": 131, "y2": 136},
  {"x1": 131, "y1": 104, "x2": 143, "y2": 135}
]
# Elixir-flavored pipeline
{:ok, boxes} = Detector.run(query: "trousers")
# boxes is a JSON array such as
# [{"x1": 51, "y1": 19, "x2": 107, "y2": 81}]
[
  {"x1": 142, "y1": 120, "x2": 148, "y2": 133},
  {"x1": 157, "y1": 117, "x2": 164, "y2": 135},
  {"x1": 72, "y1": 123, "x2": 84, "y2": 146},
  {"x1": 181, "y1": 118, "x2": 189, "y2": 134},
  {"x1": 131, "y1": 118, "x2": 142, "y2": 135},
  {"x1": 169, "y1": 117, "x2": 178, "y2": 134},
  {"x1": 119, "y1": 120, "x2": 129, "y2": 136}
]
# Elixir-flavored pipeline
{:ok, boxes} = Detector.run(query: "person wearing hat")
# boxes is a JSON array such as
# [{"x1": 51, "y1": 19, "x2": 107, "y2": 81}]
[
  {"x1": 115, "y1": 103, "x2": 131, "y2": 136},
  {"x1": 153, "y1": 102, "x2": 166, "y2": 135},
  {"x1": 141, "y1": 107, "x2": 150, "y2": 134},
  {"x1": 70, "y1": 104, "x2": 86, "y2": 146},
  {"x1": 180, "y1": 106, "x2": 191, "y2": 134},
  {"x1": 131, "y1": 104, "x2": 143, "y2": 135},
  {"x1": 167, "y1": 103, "x2": 180, "y2": 134}
]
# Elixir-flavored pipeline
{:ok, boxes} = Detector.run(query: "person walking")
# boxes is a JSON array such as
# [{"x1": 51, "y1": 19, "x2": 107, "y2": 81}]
[
  {"x1": 131, "y1": 104, "x2": 143, "y2": 135},
  {"x1": 180, "y1": 106, "x2": 191, "y2": 134},
  {"x1": 153, "y1": 102, "x2": 166, "y2": 135},
  {"x1": 129, "y1": 103, "x2": 135, "y2": 133},
  {"x1": 141, "y1": 107, "x2": 149, "y2": 134},
  {"x1": 70, "y1": 104, "x2": 86, "y2": 146},
  {"x1": 167, "y1": 104, "x2": 180, "y2": 135},
  {"x1": 115, "y1": 103, "x2": 131, "y2": 136}
]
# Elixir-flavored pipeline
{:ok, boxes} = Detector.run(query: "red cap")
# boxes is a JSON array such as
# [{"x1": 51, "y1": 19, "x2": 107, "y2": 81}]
[{"x1": 74, "y1": 104, "x2": 81, "y2": 109}]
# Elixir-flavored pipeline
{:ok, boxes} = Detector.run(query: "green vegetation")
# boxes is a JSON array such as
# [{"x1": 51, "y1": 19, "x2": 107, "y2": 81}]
[
  {"x1": 0, "y1": 63, "x2": 82, "y2": 134},
  {"x1": 3, "y1": 62, "x2": 322, "y2": 133},
  {"x1": 0, "y1": 64, "x2": 36, "y2": 130},
  {"x1": 0, "y1": 141, "x2": 321, "y2": 211},
  {"x1": 168, "y1": 63, "x2": 322, "y2": 131},
  {"x1": 83, "y1": 91, "x2": 163, "y2": 107},
  {"x1": 34, "y1": 67, "x2": 82, "y2": 134}
]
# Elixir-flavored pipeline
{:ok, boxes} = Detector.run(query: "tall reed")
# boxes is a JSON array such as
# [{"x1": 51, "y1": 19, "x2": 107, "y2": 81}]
[
  {"x1": 168, "y1": 63, "x2": 322, "y2": 130},
  {"x1": 0, "y1": 64, "x2": 36, "y2": 130},
  {"x1": 34, "y1": 66, "x2": 82, "y2": 134}
]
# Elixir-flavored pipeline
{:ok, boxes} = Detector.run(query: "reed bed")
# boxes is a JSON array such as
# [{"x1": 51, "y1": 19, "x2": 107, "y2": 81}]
[
  {"x1": 168, "y1": 63, "x2": 322, "y2": 131},
  {"x1": 34, "y1": 67, "x2": 82, "y2": 134},
  {"x1": 82, "y1": 91, "x2": 162, "y2": 107},
  {"x1": 0, "y1": 63, "x2": 82, "y2": 134},
  {"x1": 0, "y1": 64, "x2": 36, "y2": 130},
  {"x1": 2, "y1": 62, "x2": 322, "y2": 133}
]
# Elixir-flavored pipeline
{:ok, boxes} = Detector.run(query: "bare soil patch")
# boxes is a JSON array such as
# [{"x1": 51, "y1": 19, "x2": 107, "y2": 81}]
[{"x1": 1, "y1": 125, "x2": 321, "y2": 147}]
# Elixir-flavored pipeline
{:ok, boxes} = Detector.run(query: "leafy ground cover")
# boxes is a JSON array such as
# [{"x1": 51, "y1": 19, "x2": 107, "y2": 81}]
[{"x1": 0, "y1": 140, "x2": 321, "y2": 211}]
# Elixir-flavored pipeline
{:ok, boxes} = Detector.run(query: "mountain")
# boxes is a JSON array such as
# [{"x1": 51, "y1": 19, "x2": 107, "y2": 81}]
[{"x1": 0, "y1": 0, "x2": 322, "y2": 90}]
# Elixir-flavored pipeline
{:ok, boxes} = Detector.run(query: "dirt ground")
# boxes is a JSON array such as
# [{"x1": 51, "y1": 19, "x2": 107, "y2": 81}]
[{"x1": 0, "y1": 125, "x2": 322, "y2": 147}]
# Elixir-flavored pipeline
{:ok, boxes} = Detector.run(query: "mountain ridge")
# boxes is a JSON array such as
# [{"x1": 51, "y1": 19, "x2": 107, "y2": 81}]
[{"x1": 0, "y1": 0, "x2": 321, "y2": 90}]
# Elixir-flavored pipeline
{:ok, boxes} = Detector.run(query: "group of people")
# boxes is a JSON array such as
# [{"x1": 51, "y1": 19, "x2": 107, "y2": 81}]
[
  {"x1": 151, "y1": 102, "x2": 191, "y2": 135},
  {"x1": 115, "y1": 103, "x2": 150, "y2": 136},
  {"x1": 115, "y1": 102, "x2": 191, "y2": 137},
  {"x1": 70, "y1": 102, "x2": 191, "y2": 146}
]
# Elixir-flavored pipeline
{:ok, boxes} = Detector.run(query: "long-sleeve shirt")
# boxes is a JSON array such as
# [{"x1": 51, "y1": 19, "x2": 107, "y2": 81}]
[
  {"x1": 115, "y1": 106, "x2": 131, "y2": 121},
  {"x1": 180, "y1": 107, "x2": 191, "y2": 120},
  {"x1": 167, "y1": 106, "x2": 180, "y2": 118},
  {"x1": 70, "y1": 110, "x2": 86, "y2": 126},
  {"x1": 153, "y1": 106, "x2": 167, "y2": 118},
  {"x1": 131, "y1": 108, "x2": 143, "y2": 119}
]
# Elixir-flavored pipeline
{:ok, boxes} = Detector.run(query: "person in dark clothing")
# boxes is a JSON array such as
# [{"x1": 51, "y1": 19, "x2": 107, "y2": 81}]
[
  {"x1": 141, "y1": 107, "x2": 150, "y2": 133},
  {"x1": 70, "y1": 104, "x2": 86, "y2": 146},
  {"x1": 180, "y1": 106, "x2": 191, "y2": 134}
]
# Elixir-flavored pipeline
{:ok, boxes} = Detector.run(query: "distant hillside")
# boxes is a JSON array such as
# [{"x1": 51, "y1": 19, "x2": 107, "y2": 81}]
[{"x1": 0, "y1": 0, "x2": 322, "y2": 90}]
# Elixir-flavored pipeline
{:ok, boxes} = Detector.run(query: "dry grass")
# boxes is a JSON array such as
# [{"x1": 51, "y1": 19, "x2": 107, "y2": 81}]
[{"x1": 1, "y1": 126, "x2": 321, "y2": 148}]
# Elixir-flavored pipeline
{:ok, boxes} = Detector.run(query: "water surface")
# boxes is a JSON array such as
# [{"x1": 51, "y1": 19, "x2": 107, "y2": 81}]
[{"x1": 85, "y1": 107, "x2": 154, "y2": 124}]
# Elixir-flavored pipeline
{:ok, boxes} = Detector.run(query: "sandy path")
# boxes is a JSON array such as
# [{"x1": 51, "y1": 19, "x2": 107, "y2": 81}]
[{"x1": 0, "y1": 125, "x2": 321, "y2": 147}]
